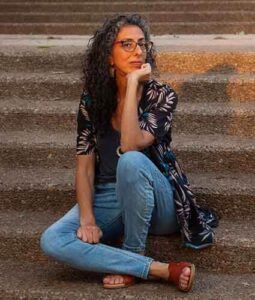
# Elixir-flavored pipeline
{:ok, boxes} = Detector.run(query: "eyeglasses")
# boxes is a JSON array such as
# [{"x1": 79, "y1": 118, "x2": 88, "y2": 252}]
[{"x1": 114, "y1": 39, "x2": 153, "y2": 52}]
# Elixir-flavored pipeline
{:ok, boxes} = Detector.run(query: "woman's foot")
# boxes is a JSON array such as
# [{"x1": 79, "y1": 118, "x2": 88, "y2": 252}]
[
  {"x1": 174, "y1": 266, "x2": 192, "y2": 291},
  {"x1": 103, "y1": 274, "x2": 135, "y2": 288},
  {"x1": 149, "y1": 261, "x2": 195, "y2": 292},
  {"x1": 168, "y1": 262, "x2": 195, "y2": 292},
  {"x1": 102, "y1": 249, "x2": 144, "y2": 288}
]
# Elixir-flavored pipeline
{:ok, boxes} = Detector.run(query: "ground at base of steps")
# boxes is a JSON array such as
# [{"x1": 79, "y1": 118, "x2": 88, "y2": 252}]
[{"x1": 0, "y1": 259, "x2": 255, "y2": 300}]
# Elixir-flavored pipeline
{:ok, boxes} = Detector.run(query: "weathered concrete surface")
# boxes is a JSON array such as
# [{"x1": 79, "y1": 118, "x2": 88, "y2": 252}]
[
  {"x1": 174, "y1": 102, "x2": 255, "y2": 137},
  {"x1": 1, "y1": 72, "x2": 255, "y2": 102},
  {"x1": 1, "y1": 168, "x2": 254, "y2": 219},
  {"x1": 1, "y1": 99, "x2": 255, "y2": 137},
  {"x1": 1, "y1": 34, "x2": 254, "y2": 73},
  {"x1": 0, "y1": 22, "x2": 255, "y2": 35},
  {"x1": 160, "y1": 73, "x2": 255, "y2": 102},
  {"x1": 1, "y1": 11, "x2": 255, "y2": 23},
  {"x1": 0, "y1": 260, "x2": 254, "y2": 300},
  {"x1": 0, "y1": 210, "x2": 254, "y2": 273},
  {"x1": 1, "y1": 2, "x2": 255, "y2": 13},
  {"x1": 0, "y1": 130, "x2": 254, "y2": 172},
  {"x1": 0, "y1": 1, "x2": 254, "y2": 34}
]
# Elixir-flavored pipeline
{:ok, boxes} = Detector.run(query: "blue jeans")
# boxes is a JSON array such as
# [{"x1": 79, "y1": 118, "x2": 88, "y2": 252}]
[{"x1": 40, "y1": 151, "x2": 180, "y2": 279}]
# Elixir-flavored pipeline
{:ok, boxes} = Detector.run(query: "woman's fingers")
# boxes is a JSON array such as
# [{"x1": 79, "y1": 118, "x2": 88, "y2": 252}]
[
  {"x1": 92, "y1": 227, "x2": 102, "y2": 243},
  {"x1": 86, "y1": 228, "x2": 93, "y2": 243},
  {"x1": 77, "y1": 227, "x2": 82, "y2": 239},
  {"x1": 77, "y1": 225, "x2": 102, "y2": 244}
]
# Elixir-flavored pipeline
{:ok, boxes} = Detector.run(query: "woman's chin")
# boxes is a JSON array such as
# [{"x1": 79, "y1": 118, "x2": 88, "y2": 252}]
[{"x1": 128, "y1": 65, "x2": 142, "y2": 72}]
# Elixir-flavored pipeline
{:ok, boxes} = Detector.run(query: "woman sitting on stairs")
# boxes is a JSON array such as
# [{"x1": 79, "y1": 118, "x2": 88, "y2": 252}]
[{"x1": 40, "y1": 14, "x2": 217, "y2": 292}]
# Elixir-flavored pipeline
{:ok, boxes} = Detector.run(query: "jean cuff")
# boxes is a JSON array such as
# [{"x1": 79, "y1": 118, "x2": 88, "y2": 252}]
[{"x1": 141, "y1": 257, "x2": 154, "y2": 279}]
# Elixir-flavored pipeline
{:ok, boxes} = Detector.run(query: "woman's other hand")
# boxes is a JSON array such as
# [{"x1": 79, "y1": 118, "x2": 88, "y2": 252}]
[
  {"x1": 127, "y1": 63, "x2": 151, "y2": 83},
  {"x1": 77, "y1": 224, "x2": 103, "y2": 244}
]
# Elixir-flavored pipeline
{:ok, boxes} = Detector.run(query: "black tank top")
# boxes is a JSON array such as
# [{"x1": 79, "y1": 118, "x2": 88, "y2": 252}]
[{"x1": 95, "y1": 127, "x2": 120, "y2": 184}]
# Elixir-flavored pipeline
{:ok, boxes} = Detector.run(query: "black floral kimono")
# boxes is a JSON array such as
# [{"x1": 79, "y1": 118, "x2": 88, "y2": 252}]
[{"x1": 77, "y1": 79, "x2": 218, "y2": 250}]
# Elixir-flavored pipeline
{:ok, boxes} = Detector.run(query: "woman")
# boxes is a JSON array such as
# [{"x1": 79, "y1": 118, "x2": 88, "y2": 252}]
[{"x1": 40, "y1": 14, "x2": 215, "y2": 292}]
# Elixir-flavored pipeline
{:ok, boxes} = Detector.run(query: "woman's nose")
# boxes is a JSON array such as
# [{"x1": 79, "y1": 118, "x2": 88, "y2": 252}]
[{"x1": 134, "y1": 44, "x2": 143, "y2": 55}]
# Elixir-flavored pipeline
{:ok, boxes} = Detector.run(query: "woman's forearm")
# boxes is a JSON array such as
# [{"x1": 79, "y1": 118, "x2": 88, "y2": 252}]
[
  {"x1": 75, "y1": 171, "x2": 96, "y2": 225},
  {"x1": 120, "y1": 77, "x2": 144, "y2": 151}
]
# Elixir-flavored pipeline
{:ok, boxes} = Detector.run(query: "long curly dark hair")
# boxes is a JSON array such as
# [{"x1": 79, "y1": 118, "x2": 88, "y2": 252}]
[{"x1": 82, "y1": 14, "x2": 157, "y2": 135}]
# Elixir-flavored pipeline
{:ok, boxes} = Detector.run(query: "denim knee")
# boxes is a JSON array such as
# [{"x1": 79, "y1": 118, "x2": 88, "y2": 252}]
[
  {"x1": 117, "y1": 151, "x2": 151, "y2": 184},
  {"x1": 40, "y1": 226, "x2": 60, "y2": 258}
]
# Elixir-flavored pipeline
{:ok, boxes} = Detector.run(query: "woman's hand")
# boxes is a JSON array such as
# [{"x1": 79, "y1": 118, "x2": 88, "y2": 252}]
[
  {"x1": 77, "y1": 224, "x2": 103, "y2": 244},
  {"x1": 127, "y1": 63, "x2": 151, "y2": 83}
]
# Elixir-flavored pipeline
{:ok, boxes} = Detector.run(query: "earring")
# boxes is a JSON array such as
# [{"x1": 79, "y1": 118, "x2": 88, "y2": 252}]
[{"x1": 109, "y1": 65, "x2": 115, "y2": 78}]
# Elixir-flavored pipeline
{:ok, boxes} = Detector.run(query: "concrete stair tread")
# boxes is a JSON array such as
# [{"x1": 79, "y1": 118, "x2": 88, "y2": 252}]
[
  {"x1": 0, "y1": 98, "x2": 78, "y2": 114},
  {"x1": 2, "y1": 10, "x2": 255, "y2": 14},
  {"x1": 0, "y1": 260, "x2": 254, "y2": 300},
  {"x1": 2, "y1": 0, "x2": 253, "y2": 1},
  {"x1": 0, "y1": 209, "x2": 254, "y2": 244},
  {"x1": 0, "y1": 130, "x2": 254, "y2": 171},
  {"x1": 2, "y1": 21, "x2": 255, "y2": 25},
  {"x1": 2, "y1": 71, "x2": 255, "y2": 81},
  {"x1": 1, "y1": 98, "x2": 255, "y2": 115},
  {"x1": 1, "y1": 22, "x2": 255, "y2": 35},
  {"x1": 1, "y1": 11, "x2": 255, "y2": 24},
  {"x1": 2, "y1": 38, "x2": 255, "y2": 74},
  {"x1": 0, "y1": 209, "x2": 254, "y2": 274},
  {"x1": 1, "y1": 167, "x2": 254, "y2": 220},
  {"x1": 0, "y1": 1, "x2": 255, "y2": 12},
  {"x1": 1, "y1": 34, "x2": 255, "y2": 52},
  {"x1": 1, "y1": 99, "x2": 255, "y2": 138},
  {"x1": 0, "y1": 167, "x2": 254, "y2": 194},
  {"x1": 160, "y1": 72, "x2": 255, "y2": 81},
  {"x1": 0, "y1": 130, "x2": 254, "y2": 150},
  {"x1": 177, "y1": 101, "x2": 255, "y2": 115}
]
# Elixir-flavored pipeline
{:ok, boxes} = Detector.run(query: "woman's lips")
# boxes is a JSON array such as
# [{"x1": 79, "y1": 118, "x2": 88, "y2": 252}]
[{"x1": 130, "y1": 62, "x2": 143, "y2": 67}]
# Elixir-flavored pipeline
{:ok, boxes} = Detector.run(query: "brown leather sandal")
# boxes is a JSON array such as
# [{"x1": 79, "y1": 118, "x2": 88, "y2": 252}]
[
  {"x1": 168, "y1": 262, "x2": 195, "y2": 292},
  {"x1": 103, "y1": 274, "x2": 135, "y2": 289}
]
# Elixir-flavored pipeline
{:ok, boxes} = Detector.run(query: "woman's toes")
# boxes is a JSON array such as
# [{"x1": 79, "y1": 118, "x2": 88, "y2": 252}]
[
  {"x1": 179, "y1": 267, "x2": 191, "y2": 288},
  {"x1": 112, "y1": 276, "x2": 118, "y2": 284},
  {"x1": 104, "y1": 275, "x2": 125, "y2": 285},
  {"x1": 114, "y1": 276, "x2": 120, "y2": 284},
  {"x1": 183, "y1": 267, "x2": 191, "y2": 277},
  {"x1": 103, "y1": 275, "x2": 111, "y2": 283}
]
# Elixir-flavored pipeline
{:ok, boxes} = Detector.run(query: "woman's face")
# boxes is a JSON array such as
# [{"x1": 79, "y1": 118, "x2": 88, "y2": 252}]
[{"x1": 109, "y1": 25, "x2": 147, "y2": 77}]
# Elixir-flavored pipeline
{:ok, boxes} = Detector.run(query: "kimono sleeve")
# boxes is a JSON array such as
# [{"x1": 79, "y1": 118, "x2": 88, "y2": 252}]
[
  {"x1": 76, "y1": 93, "x2": 96, "y2": 155},
  {"x1": 140, "y1": 82, "x2": 178, "y2": 142}
]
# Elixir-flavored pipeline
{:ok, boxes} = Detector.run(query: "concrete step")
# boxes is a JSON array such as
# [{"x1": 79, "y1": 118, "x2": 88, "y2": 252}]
[
  {"x1": 1, "y1": 167, "x2": 254, "y2": 220},
  {"x1": 1, "y1": 2, "x2": 255, "y2": 13},
  {"x1": 0, "y1": 130, "x2": 254, "y2": 172},
  {"x1": 1, "y1": 11, "x2": 255, "y2": 23},
  {"x1": 1, "y1": 34, "x2": 255, "y2": 74},
  {"x1": 1, "y1": 21, "x2": 255, "y2": 34},
  {"x1": 160, "y1": 73, "x2": 255, "y2": 102},
  {"x1": 0, "y1": 210, "x2": 254, "y2": 273},
  {"x1": 1, "y1": 71, "x2": 254, "y2": 102},
  {"x1": 0, "y1": 260, "x2": 254, "y2": 300},
  {"x1": 1, "y1": 99, "x2": 255, "y2": 137},
  {"x1": 0, "y1": 0, "x2": 250, "y2": 2},
  {"x1": 175, "y1": 102, "x2": 255, "y2": 137}
]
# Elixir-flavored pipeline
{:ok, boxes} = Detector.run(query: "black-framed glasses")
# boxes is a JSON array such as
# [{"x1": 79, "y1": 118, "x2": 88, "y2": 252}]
[{"x1": 114, "y1": 39, "x2": 153, "y2": 52}]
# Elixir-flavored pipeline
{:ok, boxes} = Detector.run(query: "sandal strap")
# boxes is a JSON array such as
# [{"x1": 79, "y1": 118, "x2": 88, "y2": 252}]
[
  {"x1": 168, "y1": 262, "x2": 193, "y2": 287},
  {"x1": 121, "y1": 275, "x2": 135, "y2": 285}
]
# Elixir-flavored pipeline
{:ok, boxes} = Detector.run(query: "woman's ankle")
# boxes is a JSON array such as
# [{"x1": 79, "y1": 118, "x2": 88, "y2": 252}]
[{"x1": 149, "y1": 261, "x2": 169, "y2": 280}]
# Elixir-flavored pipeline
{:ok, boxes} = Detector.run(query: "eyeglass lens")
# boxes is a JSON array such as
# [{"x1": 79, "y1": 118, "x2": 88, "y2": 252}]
[{"x1": 122, "y1": 40, "x2": 152, "y2": 52}]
